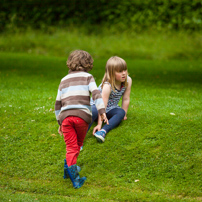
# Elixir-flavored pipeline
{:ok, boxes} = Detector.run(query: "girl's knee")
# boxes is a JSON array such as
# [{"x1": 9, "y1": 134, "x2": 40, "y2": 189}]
[
  {"x1": 113, "y1": 108, "x2": 125, "y2": 119},
  {"x1": 119, "y1": 108, "x2": 126, "y2": 118}
]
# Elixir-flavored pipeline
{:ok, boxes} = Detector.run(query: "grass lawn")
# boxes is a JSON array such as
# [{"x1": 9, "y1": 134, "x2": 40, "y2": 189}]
[{"x1": 0, "y1": 52, "x2": 202, "y2": 201}]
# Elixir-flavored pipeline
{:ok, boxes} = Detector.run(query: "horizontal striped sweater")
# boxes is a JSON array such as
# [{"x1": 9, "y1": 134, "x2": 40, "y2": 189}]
[{"x1": 55, "y1": 70, "x2": 105, "y2": 125}]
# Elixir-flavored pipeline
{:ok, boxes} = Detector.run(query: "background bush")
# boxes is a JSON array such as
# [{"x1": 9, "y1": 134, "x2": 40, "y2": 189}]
[{"x1": 1, "y1": 0, "x2": 202, "y2": 32}]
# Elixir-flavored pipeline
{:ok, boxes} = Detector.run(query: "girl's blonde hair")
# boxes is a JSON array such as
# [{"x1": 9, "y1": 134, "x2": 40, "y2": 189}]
[
  {"x1": 67, "y1": 50, "x2": 93, "y2": 72},
  {"x1": 101, "y1": 56, "x2": 128, "y2": 91}
]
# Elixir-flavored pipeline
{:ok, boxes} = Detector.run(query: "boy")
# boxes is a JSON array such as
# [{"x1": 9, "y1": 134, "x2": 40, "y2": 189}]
[{"x1": 55, "y1": 50, "x2": 108, "y2": 189}]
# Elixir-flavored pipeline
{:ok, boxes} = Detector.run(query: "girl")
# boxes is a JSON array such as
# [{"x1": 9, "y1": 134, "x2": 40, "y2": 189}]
[{"x1": 89, "y1": 56, "x2": 132, "y2": 143}]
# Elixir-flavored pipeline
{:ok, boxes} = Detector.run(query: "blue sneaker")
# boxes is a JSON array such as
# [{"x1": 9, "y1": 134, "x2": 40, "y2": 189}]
[
  {"x1": 80, "y1": 146, "x2": 83, "y2": 151},
  {"x1": 94, "y1": 130, "x2": 106, "y2": 143}
]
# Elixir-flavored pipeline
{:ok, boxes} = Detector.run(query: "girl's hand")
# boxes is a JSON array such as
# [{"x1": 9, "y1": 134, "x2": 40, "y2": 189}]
[
  {"x1": 123, "y1": 115, "x2": 127, "y2": 120},
  {"x1": 58, "y1": 125, "x2": 63, "y2": 136},
  {"x1": 101, "y1": 113, "x2": 109, "y2": 125},
  {"x1": 93, "y1": 125, "x2": 102, "y2": 135}
]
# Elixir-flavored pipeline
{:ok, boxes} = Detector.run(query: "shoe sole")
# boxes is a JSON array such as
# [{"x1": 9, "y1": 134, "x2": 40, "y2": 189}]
[{"x1": 94, "y1": 134, "x2": 105, "y2": 143}]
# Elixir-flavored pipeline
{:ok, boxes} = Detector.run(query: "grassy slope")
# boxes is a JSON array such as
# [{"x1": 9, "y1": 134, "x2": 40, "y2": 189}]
[{"x1": 0, "y1": 52, "x2": 202, "y2": 201}]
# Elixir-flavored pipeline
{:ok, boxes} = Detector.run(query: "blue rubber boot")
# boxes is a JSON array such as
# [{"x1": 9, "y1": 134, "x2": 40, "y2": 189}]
[
  {"x1": 63, "y1": 159, "x2": 81, "y2": 179},
  {"x1": 66, "y1": 164, "x2": 86, "y2": 189}
]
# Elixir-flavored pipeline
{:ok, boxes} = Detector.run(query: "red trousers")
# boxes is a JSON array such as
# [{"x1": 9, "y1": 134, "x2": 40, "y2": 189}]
[{"x1": 62, "y1": 116, "x2": 88, "y2": 166}]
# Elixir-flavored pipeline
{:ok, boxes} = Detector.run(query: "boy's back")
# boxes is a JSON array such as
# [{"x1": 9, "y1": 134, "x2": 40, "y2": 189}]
[{"x1": 55, "y1": 70, "x2": 104, "y2": 125}]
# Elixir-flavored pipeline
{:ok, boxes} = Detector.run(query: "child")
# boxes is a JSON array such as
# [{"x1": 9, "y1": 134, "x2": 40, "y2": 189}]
[
  {"x1": 55, "y1": 50, "x2": 108, "y2": 189},
  {"x1": 89, "y1": 56, "x2": 132, "y2": 143}
]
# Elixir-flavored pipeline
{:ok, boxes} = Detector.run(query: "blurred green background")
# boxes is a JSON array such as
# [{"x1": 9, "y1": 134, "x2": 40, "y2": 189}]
[{"x1": 1, "y1": 0, "x2": 202, "y2": 60}]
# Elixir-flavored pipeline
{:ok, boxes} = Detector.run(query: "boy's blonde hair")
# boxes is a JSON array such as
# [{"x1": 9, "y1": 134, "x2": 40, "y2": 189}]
[
  {"x1": 101, "y1": 56, "x2": 128, "y2": 91},
  {"x1": 67, "y1": 50, "x2": 93, "y2": 72}
]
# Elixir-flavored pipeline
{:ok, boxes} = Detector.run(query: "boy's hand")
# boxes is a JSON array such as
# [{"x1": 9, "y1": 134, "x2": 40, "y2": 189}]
[
  {"x1": 101, "y1": 113, "x2": 109, "y2": 125},
  {"x1": 123, "y1": 115, "x2": 127, "y2": 120},
  {"x1": 58, "y1": 125, "x2": 63, "y2": 136}
]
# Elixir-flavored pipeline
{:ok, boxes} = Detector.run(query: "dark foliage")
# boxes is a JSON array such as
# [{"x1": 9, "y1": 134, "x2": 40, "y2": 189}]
[{"x1": 1, "y1": 0, "x2": 202, "y2": 32}]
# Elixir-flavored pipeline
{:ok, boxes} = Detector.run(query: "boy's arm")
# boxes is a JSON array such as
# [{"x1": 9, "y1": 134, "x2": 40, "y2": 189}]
[
  {"x1": 89, "y1": 76, "x2": 106, "y2": 115},
  {"x1": 55, "y1": 88, "x2": 62, "y2": 125},
  {"x1": 55, "y1": 87, "x2": 63, "y2": 135},
  {"x1": 58, "y1": 125, "x2": 63, "y2": 136},
  {"x1": 122, "y1": 76, "x2": 132, "y2": 120}
]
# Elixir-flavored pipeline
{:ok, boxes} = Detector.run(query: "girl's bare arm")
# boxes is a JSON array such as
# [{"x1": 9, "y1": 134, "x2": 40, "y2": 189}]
[
  {"x1": 93, "y1": 83, "x2": 111, "y2": 134},
  {"x1": 122, "y1": 76, "x2": 132, "y2": 120}
]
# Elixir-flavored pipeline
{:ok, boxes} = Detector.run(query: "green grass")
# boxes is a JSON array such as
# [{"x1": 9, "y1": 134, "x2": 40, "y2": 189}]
[
  {"x1": 0, "y1": 28, "x2": 201, "y2": 60},
  {"x1": 0, "y1": 52, "x2": 202, "y2": 202}
]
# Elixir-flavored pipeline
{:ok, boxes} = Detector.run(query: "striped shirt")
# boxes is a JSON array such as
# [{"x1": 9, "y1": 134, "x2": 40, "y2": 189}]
[{"x1": 55, "y1": 70, "x2": 105, "y2": 125}]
